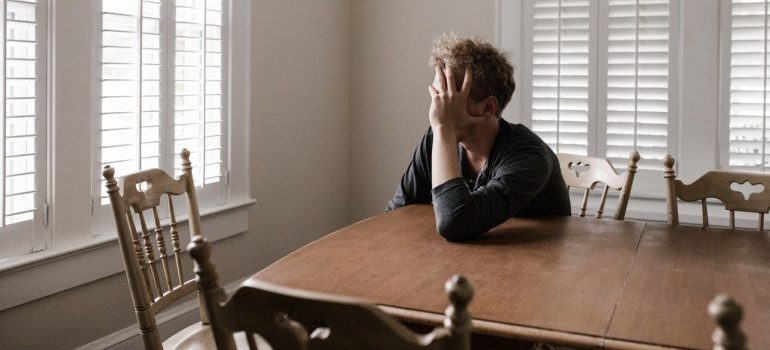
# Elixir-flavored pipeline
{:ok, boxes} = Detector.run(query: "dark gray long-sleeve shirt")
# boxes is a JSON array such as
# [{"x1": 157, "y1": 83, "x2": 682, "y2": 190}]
[{"x1": 387, "y1": 118, "x2": 571, "y2": 241}]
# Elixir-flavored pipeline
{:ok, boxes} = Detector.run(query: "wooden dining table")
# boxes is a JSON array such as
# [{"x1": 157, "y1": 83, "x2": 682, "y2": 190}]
[{"x1": 251, "y1": 205, "x2": 770, "y2": 349}]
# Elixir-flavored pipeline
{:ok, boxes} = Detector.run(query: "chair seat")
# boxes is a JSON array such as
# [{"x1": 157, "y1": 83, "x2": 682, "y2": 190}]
[{"x1": 166, "y1": 322, "x2": 269, "y2": 350}]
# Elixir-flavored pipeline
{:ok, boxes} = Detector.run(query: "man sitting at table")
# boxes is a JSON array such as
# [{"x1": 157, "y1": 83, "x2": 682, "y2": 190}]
[{"x1": 386, "y1": 32, "x2": 571, "y2": 242}]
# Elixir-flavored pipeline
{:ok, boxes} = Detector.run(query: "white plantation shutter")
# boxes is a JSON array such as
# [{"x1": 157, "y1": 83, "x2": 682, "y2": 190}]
[
  {"x1": 728, "y1": 0, "x2": 770, "y2": 171},
  {"x1": 527, "y1": 0, "x2": 672, "y2": 171},
  {"x1": 1, "y1": 0, "x2": 47, "y2": 258},
  {"x1": 100, "y1": 0, "x2": 163, "y2": 204},
  {"x1": 173, "y1": 0, "x2": 223, "y2": 185},
  {"x1": 99, "y1": 0, "x2": 226, "y2": 210},
  {"x1": 531, "y1": 0, "x2": 591, "y2": 156},
  {"x1": 605, "y1": 0, "x2": 670, "y2": 169}
]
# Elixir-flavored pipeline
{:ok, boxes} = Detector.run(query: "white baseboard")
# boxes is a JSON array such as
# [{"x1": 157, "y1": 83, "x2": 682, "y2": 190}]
[{"x1": 75, "y1": 278, "x2": 246, "y2": 350}]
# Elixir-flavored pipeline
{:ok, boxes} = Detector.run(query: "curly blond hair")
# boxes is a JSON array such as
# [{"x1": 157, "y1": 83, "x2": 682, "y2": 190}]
[{"x1": 430, "y1": 32, "x2": 515, "y2": 116}]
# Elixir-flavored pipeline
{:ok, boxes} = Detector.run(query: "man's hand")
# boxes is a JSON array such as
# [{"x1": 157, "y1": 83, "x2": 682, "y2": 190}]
[
  {"x1": 428, "y1": 66, "x2": 473, "y2": 131},
  {"x1": 428, "y1": 66, "x2": 472, "y2": 188}
]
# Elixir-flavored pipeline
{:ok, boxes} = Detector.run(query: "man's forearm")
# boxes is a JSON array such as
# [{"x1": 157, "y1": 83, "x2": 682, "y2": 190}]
[{"x1": 431, "y1": 126, "x2": 461, "y2": 188}]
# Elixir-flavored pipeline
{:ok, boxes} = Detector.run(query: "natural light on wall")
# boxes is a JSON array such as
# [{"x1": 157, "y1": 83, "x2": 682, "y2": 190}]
[
  {"x1": 729, "y1": 0, "x2": 770, "y2": 171},
  {"x1": 100, "y1": 0, "x2": 224, "y2": 205}
]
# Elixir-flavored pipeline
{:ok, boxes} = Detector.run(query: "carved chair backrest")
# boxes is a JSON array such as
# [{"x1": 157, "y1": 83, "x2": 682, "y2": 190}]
[
  {"x1": 663, "y1": 155, "x2": 770, "y2": 231},
  {"x1": 188, "y1": 236, "x2": 474, "y2": 350},
  {"x1": 557, "y1": 151, "x2": 640, "y2": 220},
  {"x1": 103, "y1": 149, "x2": 205, "y2": 350}
]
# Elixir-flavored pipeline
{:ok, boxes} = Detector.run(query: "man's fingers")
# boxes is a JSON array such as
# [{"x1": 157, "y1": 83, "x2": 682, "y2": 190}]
[
  {"x1": 428, "y1": 84, "x2": 439, "y2": 97},
  {"x1": 435, "y1": 66, "x2": 447, "y2": 92},
  {"x1": 461, "y1": 67, "x2": 473, "y2": 95},
  {"x1": 445, "y1": 67, "x2": 456, "y2": 94}
]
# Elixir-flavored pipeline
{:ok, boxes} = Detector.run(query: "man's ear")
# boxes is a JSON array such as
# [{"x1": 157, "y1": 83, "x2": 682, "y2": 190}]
[{"x1": 484, "y1": 96, "x2": 499, "y2": 117}]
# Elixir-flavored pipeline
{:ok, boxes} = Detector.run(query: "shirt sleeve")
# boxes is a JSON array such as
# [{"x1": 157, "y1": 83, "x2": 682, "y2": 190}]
[
  {"x1": 386, "y1": 128, "x2": 434, "y2": 211},
  {"x1": 430, "y1": 150, "x2": 555, "y2": 241}
]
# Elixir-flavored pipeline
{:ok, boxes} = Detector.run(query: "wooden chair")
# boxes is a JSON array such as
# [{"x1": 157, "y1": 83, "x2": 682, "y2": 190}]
[
  {"x1": 663, "y1": 155, "x2": 770, "y2": 230},
  {"x1": 709, "y1": 294, "x2": 747, "y2": 350},
  {"x1": 557, "y1": 151, "x2": 640, "y2": 220},
  {"x1": 103, "y1": 149, "x2": 213, "y2": 349},
  {"x1": 188, "y1": 235, "x2": 475, "y2": 350}
]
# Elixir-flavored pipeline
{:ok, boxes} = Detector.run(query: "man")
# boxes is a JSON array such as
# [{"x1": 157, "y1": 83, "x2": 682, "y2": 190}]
[{"x1": 387, "y1": 32, "x2": 571, "y2": 242}]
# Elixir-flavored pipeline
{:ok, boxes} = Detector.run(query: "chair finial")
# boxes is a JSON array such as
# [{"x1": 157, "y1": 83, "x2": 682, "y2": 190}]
[
  {"x1": 102, "y1": 165, "x2": 115, "y2": 180},
  {"x1": 446, "y1": 274, "x2": 473, "y2": 306},
  {"x1": 188, "y1": 235, "x2": 210, "y2": 264},
  {"x1": 663, "y1": 155, "x2": 675, "y2": 172},
  {"x1": 181, "y1": 148, "x2": 191, "y2": 161},
  {"x1": 709, "y1": 294, "x2": 747, "y2": 350},
  {"x1": 181, "y1": 148, "x2": 193, "y2": 174},
  {"x1": 102, "y1": 165, "x2": 119, "y2": 194},
  {"x1": 629, "y1": 150, "x2": 641, "y2": 165},
  {"x1": 444, "y1": 274, "x2": 473, "y2": 337}
]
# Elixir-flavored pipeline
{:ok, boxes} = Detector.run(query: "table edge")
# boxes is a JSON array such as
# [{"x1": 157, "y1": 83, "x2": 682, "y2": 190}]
[{"x1": 379, "y1": 305, "x2": 605, "y2": 348}]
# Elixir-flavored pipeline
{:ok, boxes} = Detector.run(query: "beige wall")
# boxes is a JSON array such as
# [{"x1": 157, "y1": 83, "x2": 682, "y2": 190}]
[
  {"x1": 348, "y1": 0, "x2": 498, "y2": 221},
  {"x1": 249, "y1": 0, "x2": 351, "y2": 261}
]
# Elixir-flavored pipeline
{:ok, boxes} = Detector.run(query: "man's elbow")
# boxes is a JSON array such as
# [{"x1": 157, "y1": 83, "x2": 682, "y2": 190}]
[{"x1": 435, "y1": 215, "x2": 478, "y2": 242}]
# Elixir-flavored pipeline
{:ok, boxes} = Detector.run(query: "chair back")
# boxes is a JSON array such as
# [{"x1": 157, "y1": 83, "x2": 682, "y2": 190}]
[
  {"x1": 189, "y1": 236, "x2": 474, "y2": 350},
  {"x1": 557, "y1": 151, "x2": 640, "y2": 220},
  {"x1": 103, "y1": 149, "x2": 205, "y2": 350},
  {"x1": 663, "y1": 155, "x2": 770, "y2": 230}
]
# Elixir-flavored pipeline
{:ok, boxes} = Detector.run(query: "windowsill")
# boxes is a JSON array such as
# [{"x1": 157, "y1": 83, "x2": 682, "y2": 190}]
[{"x1": 0, "y1": 198, "x2": 255, "y2": 312}]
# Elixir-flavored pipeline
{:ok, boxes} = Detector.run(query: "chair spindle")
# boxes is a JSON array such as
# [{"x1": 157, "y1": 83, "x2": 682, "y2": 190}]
[
  {"x1": 758, "y1": 213, "x2": 764, "y2": 231},
  {"x1": 168, "y1": 196, "x2": 184, "y2": 287},
  {"x1": 729, "y1": 211, "x2": 735, "y2": 230},
  {"x1": 127, "y1": 211, "x2": 156, "y2": 300},
  {"x1": 152, "y1": 206, "x2": 174, "y2": 292},
  {"x1": 702, "y1": 199, "x2": 709, "y2": 228},
  {"x1": 137, "y1": 209, "x2": 165, "y2": 297},
  {"x1": 580, "y1": 188, "x2": 590, "y2": 217},
  {"x1": 596, "y1": 185, "x2": 609, "y2": 219}
]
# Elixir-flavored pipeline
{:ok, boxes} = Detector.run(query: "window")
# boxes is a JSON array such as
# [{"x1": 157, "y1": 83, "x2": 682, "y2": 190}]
[
  {"x1": 525, "y1": 0, "x2": 676, "y2": 170},
  {"x1": 726, "y1": 0, "x2": 770, "y2": 171},
  {"x1": 96, "y1": 0, "x2": 227, "y2": 230},
  {"x1": 0, "y1": 0, "x2": 47, "y2": 259}
]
